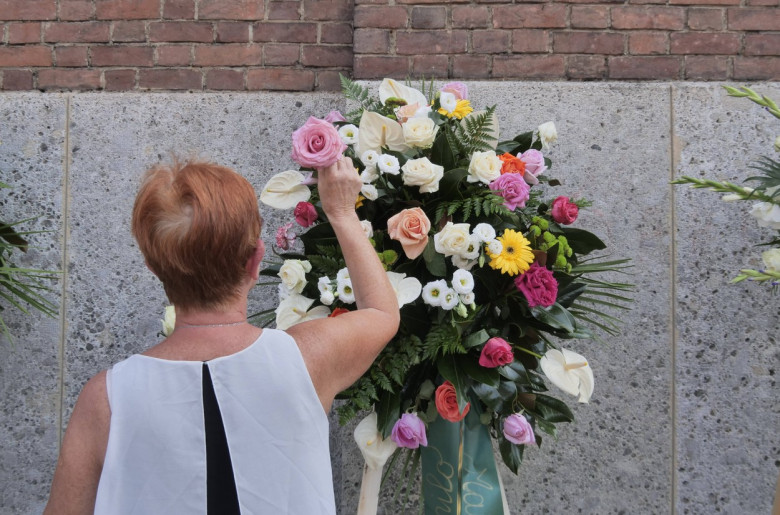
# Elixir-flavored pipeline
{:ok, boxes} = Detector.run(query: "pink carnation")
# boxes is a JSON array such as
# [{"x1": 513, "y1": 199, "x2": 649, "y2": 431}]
[
  {"x1": 324, "y1": 110, "x2": 347, "y2": 124},
  {"x1": 514, "y1": 263, "x2": 558, "y2": 308},
  {"x1": 489, "y1": 173, "x2": 531, "y2": 211},
  {"x1": 294, "y1": 201, "x2": 318, "y2": 228},
  {"x1": 551, "y1": 196, "x2": 578, "y2": 225},
  {"x1": 391, "y1": 413, "x2": 428, "y2": 449},
  {"x1": 479, "y1": 337, "x2": 514, "y2": 368},
  {"x1": 503, "y1": 414, "x2": 536, "y2": 445},
  {"x1": 275, "y1": 222, "x2": 296, "y2": 250},
  {"x1": 441, "y1": 81, "x2": 468, "y2": 100},
  {"x1": 291, "y1": 116, "x2": 347, "y2": 169}
]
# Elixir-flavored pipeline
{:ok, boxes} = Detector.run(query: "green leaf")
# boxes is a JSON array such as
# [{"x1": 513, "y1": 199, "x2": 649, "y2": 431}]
[
  {"x1": 437, "y1": 354, "x2": 469, "y2": 410},
  {"x1": 422, "y1": 239, "x2": 447, "y2": 277},
  {"x1": 534, "y1": 394, "x2": 575, "y2": 423},
  {"x1": 438, "y1": 167, "x2": 468, "y2": 199},
  {"x1": 430, "y1": 129, "x2": 457, "y2": 171},
  {"x1": 512, "y1": 131, "x2": 535, "y2": 153},
  {"x1": 457, "y1": 354, "x2": 500, "y2": 388},
  {"x1": 531, "y1": 303, "x2": 576, "y2": 333},
  {"x1": 499, "y1": 437, "x2": 525, "y2": 474},
  {"x1": 377, "y1": 388, "x2": 402, "y2": 438},
  {"x1": 559, "y1": 227, "x2": 607, "y2": 255},
  {"x1": 463, "y1": 329, "x2": 490, "y2": 348}
]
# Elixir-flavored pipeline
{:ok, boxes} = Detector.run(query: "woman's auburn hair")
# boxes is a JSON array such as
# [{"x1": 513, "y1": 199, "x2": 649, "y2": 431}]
[{"x1": 131, "y1": 159, "x2": 262, "y2": 310}]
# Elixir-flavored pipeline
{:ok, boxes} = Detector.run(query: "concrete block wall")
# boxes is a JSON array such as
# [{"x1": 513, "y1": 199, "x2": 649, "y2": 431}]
[{"x1": 0, "y1": 82, "x2": 777, "y2": 513}]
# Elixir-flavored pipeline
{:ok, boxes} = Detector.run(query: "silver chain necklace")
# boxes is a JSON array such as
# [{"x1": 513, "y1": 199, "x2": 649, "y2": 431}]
[{"x1": 176, "y1": 320, "x2": 248, "y2": 329}]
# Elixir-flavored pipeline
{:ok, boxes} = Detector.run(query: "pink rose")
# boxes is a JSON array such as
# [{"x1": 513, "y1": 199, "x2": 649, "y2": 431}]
[
  {"x1": 503, "y1": 414, "x2": 536, "y2": 445},
  {"x1": 291, "y1": 116, "x2": 347, "y2": 169},
  {"x1": 519, "y1": 149, "x2": 547, "y2": 180},
  {"x1": 479, "y1": 337, "x2": 514, "y2": 368},
  {"x1": 386, "y1": 207, "x2": 431, "y2": 259},
  {"x1": 275, "y1": 222, "x2": 296, "y2": 250},
  {"x1": 324, "y1": 110, "x2": 346, "y2": 124},
  {"x1": 551, "y1": 196, "x2": 578, "y2": 225},
  {"x1": 514, "y1": 263, "x2": 558, "y2": 308},
  {"x1": 441, "y1": 81, "x2": 468, "y2": 100},
  {"x1": 489, "y1": 173, "x2": 530, "y2": 211},
  {"x1": 391, "y1": 412, "x2": 428, "y2": 449},
  {"x1": 294, "y1": 201, "x2": 318, "y2": 228}
]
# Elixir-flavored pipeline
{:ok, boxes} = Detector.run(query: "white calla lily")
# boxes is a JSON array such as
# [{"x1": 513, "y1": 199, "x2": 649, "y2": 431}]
[
  {"x1": 540, "y1": 348, "x2": 594, "y2": 403},
  {"x1": 378, "y1": 78, "x2": 428, "y2": 107},
  {"x1": 386, "y1": 271, "x2": 422, "y2": 307},
  {"x1": 274, "y1": 294, "x2": 330, "y2": 330},
  {"x1": 354, "y1": 412, "x2": 398, "y2": 515},
  {"x1": 357, "y1": 111, "x2": 410, "y2": 156},
  {"x1": 260, "y1": 170, "x2": 312, "y2": 209},
  {"x1": 460, "y1": 110, "x2": 499, "y2": 150}
]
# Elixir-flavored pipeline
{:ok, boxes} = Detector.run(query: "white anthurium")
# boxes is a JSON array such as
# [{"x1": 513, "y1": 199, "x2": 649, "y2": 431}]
[
  {"x1": 378, "y1": 78, "x2": 428, "y2": 108},
  {"x1": 460, "y1": 110, "x2": 499, "y2": 150},
  {"x1": 386, "y1": 271, "x2": 422, "y2": 307},
  {"x1": 274, "y1": 294, "x2": 330, "y2": 330},
  {"x1": 161, "y1": 305, "x2": 176, "y2": 336},
  {"x1": 354, "y1": 412, "x2": 398, "y2": 515},
  {"x1": 357, "y1": 111, "x2": 410, "y2": 156},
  {"x1": 260, "y1": 170, "x2": 312, "y2": 209},
  {"x1": 540, "y1": 348, "x2": 594, "y2": 403}
]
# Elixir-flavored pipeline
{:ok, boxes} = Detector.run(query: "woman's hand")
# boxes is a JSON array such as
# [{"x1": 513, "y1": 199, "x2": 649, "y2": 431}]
[{"x1": 317, "y1": 156, "x2": 362, "y2": 222}]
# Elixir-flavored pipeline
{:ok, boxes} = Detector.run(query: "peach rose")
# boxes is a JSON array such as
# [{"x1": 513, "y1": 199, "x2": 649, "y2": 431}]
[
  {"x1": 435, "y1": 381, "x2": 470, "y2": 423},
  {"x1": 387, "y1": 207, "x2": 431, "y2": 260}
]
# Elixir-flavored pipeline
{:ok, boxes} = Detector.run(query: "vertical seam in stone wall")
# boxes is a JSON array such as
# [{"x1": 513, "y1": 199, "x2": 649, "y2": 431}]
[
  {"x1": 668, "y1": 84, "x2": 678, "y2": 515},
  {"x1": 57, "y1": 94, "x2": 72, "y2": 448}
]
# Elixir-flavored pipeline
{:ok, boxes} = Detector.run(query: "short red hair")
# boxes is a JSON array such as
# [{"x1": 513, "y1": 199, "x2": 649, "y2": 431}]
[{"x1": 131, "y1": 159, "x2": 262, "y2": 310}]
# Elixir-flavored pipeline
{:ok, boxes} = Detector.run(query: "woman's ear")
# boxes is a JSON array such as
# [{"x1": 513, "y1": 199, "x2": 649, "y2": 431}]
[{"x1": 245, "y1": 239, "x2": 265, "y2": 280}]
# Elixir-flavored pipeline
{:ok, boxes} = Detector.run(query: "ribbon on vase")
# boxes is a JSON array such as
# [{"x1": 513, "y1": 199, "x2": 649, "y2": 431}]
[{"x1": 354, "y1": 412, "x2": 398, "y2": 515}]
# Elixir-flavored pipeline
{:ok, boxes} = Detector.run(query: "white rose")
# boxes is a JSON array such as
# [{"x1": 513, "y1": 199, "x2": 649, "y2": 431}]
[
  {"x1": 761, "y1": 248, "x2": 780, "y2": 272},
  {"x1": 402, "y1": 157, "x2": 444, "y2": 193},
  {"x1": 434, "y1": 222, "x2": 472, "y2": 257},
  {"x1": 338, "y1": 124, "x2": 359, "y2": 145},
  {"x1": 537, "y1": 121, "x2": 558, "y2": 149},
  {"x1": 467, "y1": 151, "x2": 501, "y2": 185},
  {"x1": 360, "y1": 219, "x2": 374, "y2": 239},
  {"x1": 361, "y1": 184, "x2": 379, "y2": 201},
  {"x1": 278, "y1": 259, "x2": 312, "y2": 294},
  {"x1": 749, "y1": 202, "x2": 780, "y2": 230},
  {"x1": 403, "y1": 117, "x2": 438, "y2": 148}
]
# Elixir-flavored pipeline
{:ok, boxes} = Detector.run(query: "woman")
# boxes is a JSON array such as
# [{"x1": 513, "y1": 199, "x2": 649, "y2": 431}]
[{"x1": 45, "y1": 156, "x2": 400, "y2": 514}]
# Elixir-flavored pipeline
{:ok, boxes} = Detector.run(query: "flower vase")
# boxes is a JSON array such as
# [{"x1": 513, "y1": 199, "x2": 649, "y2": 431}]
[{"x1": 420, "y1": 407, "x2": 508, "y2": 514}]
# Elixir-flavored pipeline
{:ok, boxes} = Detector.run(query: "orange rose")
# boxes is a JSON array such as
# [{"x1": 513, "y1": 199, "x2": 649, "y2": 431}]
[
  {"x1": 435, "y1": 380, "x2": 470, "y2": 422},
  {"x1": 386, "y1": 207, "x2": 431, "y2": 260},
  {"x1": 499, "y1": 153, "x2": 526, "y2": 176}
]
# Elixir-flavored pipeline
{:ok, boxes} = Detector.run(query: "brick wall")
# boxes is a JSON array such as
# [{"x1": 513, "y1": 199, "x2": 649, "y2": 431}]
[{"x1": 0, "y1": 0, "x2": 777, "y2": 91}]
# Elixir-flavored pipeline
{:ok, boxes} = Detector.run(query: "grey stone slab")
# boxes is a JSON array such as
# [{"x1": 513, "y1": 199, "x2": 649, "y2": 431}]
[
  {"x1": 0, "y1": 93, "x2": 65, "y2": 514},
  {"x1": 673, "y1": 83, "x2": 780, "y2": 515}
]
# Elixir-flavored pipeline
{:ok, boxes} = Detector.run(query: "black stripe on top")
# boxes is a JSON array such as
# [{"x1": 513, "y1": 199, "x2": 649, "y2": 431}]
[{"x1": 202, "y1": 363, "x2": 241, "y2": 515}]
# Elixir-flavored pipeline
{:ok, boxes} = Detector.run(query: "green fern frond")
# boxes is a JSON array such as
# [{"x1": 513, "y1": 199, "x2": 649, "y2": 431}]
[
  {"x1": 454, "y1": 106, "x2": 498, "y2": 155},
  {"x1": 422, "y1": 324, "x2": 463, "y2": 361}
]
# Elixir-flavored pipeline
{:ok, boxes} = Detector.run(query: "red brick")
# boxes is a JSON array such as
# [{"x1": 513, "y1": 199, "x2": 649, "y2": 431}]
[
  {"x1": 571, "y1": 6, "x2": 609, "y2": 29},
  {"x1": 452, "y1": 55, "x2": 489, "y2": 78},
  {"x1": 195, "y1": 44, "x2": 262, "y2": 65},
  {"x1": 398, "y1": 0, "x2": 467, "y2": 3},
  {"x1": 630, "y1": 0, "x2": 667, "y2": 5},
  {"x1": 104, "y1": 68, "x2": 136, "y2": 90},
  {"x1": 199, "y1": 0, "x2": 263, "y2": 20},
  {"x1": 268, "y1": 2, "x2": 301, "y2": 20},
  {"x1": 411, "y1": 54, "x2": 448, "y2": 77},
  {"x1": 473, "y1": 30, "x2": 511, "y2": 53},
  {"x1": 44, "y1": 22, "x2": 111, "y2": 43},
  {"x1": 612, "y1": 7, "x2": 686, "y2": 30},
  {"x1": 315, "y1": 70, "x2": 342, "y2": 91},
  {"x1": 59, "y1": 0, "x2": 94, "y2": 21},
  {"x1": 0, "y1": 46, "x2": 52, "y2": 66},
  {"x1": 493, "y1": 5, "x2": 566, "y2": 29},
  {"x1": 2, "y1": 69, "x2": 34, "y2": 90},
  {"x1": 301, "y1": 45, "x2": 352, "y2": 67},
  {"x1": 670, "y1": 0, "x2": 737, "y2": 5},
  {"x1": 96, "y1": 0, "x2": 160, "y2": 20},
  {"x1": 354, "y1": 28, "x2": 390, "y2": 53},
  {"x1": 558, "y1": 0, "x2": 622, "y2": 4},
  {"x1": 566, "y1": 55, "x2": 607, "y2": 78},
  {"x1": 553, "y1": 32, "x2": 624, "y2": 54},
  {"x1": 92, "y1": 45, "x2": 154, "y2": 66},
  {"x1": 628, "y1": 32, "x2": 667, "y2": 54},
  {"x1": 354, "y1": 6, "x2": 408, "y2": 29},
  {"x1": 156, "y1": 45, "x2": 192, "y2": 65},
  {"x1": 246, "y1": 68, "x2": 315, "y2": 90},
  {"x1": 493, "y1": 55, "x2": 565, "y2": 78},
  {"x1": 0, "y1": 0, "x2": 56, "y2": 21},
  {"x1": 163, "y1": 0, "x2": 195, "y2": 19},
  {"x1": 727, "y1": 8, "x2": 780, "y2": 30},
  {"x1": 684, "y1": 56, "x2": 729, "y2": 79},
  {"x1": 609, "y1": 56, "x2": 681, "y2": 78},
  {"x1": 746, "y1": 0, "x2": 778, "y2": 5},
  {"x1": 38, "y1": 68, "x2": 101, "y2": 89},
  {"x1": 355, "y1": 0, "x2": 391, "y2": 3},
  {"x1": 353, "y1": 55, "x2": 408, "y2": 79},
  {"x1": 321, "y1": 23, "x2": 353, "y2": 44},
  {"x1": 149, "y1": 22, "x2": 212, "y2": 42},
  {"x1": 216, "y1": 22, "x2": 250, "y2": 42},
  {"x1": 303, "y1": 0, "x2": 353, "y2": 21},
  {"x1": 7, "y1": 23, "x2": 42, "y2": 44},
  {"x1": 512, "y1": 29, "x2": 549, "y2": 53},
  {"x1": 411, "y1": 7, "x2": 446, "y2": 29},
  {"x1": 264, "y1": 43, "x2": 299, "y2": 65},
  {"x1": 733, "y1": 57, "x2": 780, "y2": 79},
  {"x1": 452, "y1": 6, "x2": 489, "y2": 29},
  {"x1": 254, "y1": 22, "x2": 317, "y2": 43},
  {"x1": 55, "y1": 45, "x2": 88, "y2": 66},
  {"x1": 745, "y1": 34, "x2": 780, "y2": 56},
  {"x1": 139, "y1": 68, "x2": 202, "y2": 89},
  {"x1": 687, "y1": 8, "x2": 724, "y2": 30},
  {"x1": 396, "y1": 31, "x2": 468, "y2": 55},
  {"x1": 671, "y1": 32, "x2": 739, "y2": 55},
  {"x1": 112, "y1": 21, "x2": 146, "y2": 42},
  {"x1": 205, "y1": 68, "x2": 245, "y2": 90}
]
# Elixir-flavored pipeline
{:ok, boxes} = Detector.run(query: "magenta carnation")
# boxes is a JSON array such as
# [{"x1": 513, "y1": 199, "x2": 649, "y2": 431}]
[
  {"x1": 503, "y1": 414, "x2": 536, "y2": 445},
  {"x1": 514, "y1": 263, "x2": 558, "y2": 308},
  {"x1": 489, "y1": 173, "x2": 530, "y2": 211},
  {"x1": 551, "y1": 196, "x2": 579, "y2": 225},
  {"x1": 390, "y1": 412, "x2": 428, "y2": 449},
  {"x1": 291, "y1": 116, "x2": 347, "y2": 169},
  {"x1": 294, "y1": 201, "x2": 318, "y2": 228},
  {"x1": 479, "y1": 337, "x2": 514, "y2": 368}
]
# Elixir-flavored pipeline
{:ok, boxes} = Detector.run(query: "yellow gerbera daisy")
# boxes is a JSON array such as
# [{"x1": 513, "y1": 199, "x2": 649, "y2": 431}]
[
  {"x1": 487, "y1": 229, "x2": 534, "y2": 276},
  {"x1": 437, "y1": 99, "x2": 474, "y2": 120}
]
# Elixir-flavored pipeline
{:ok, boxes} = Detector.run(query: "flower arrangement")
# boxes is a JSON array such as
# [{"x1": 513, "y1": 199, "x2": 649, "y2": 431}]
[{"x1": 257, "y1": 77, "x2": 631, "y2": 510}]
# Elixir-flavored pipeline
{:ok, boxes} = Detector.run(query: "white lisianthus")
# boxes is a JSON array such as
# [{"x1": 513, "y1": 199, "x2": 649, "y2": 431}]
[
  {"x1": 378, "y1": 154, "x2": 401, "y2": 175},
  {"x1": 338, "y1": 124, "x2": 359, "y2": 145},
  {"x1": 337, "y1": 267, "x2": 350, "y2": 283},
  {"x1": 451, "y1": 255, "x2": 477, "y2": 270},
  {"x1": 451, "y1": 269, "x2": 474, "y2": 295},
  {"x1": 749, "y1": 202, "x2": 780, "y2": 230},
  {"x1": 161, "y1": 305, "x2": 176, "y2": 337},
  {"x1": 487, "y1": 239, "x2": 503, "y2": 255},
  {"x1": 422, "y1": 279, "x2": 448, "y2": 306},
  {"x1": 467, "y1": 151, "x2": 502, "y2": 185},
  {"x1": 462, "y1": 236, "x2": 481, "y2": 260},
  {"x1": 386, "y1": 271, "x2": 422, "y2": 307},
  {"x1": 439, "y1": 91, "x2": 457, "y2": 114},
  {"x1": 361, "y1": 149, "x2": 380, "y2": 168},
  {"x1": 360, "y1": 167, "x2": 380, "y2": 184},
  {"x1": 320, "y1": 290, "x2": 335, "y2": 306},
  {"x1": 459, "y1": 291, "x2": 475, "y2": 306},
  {"x1": 761, "y1": 248, "x2": 780, "y2": 272},
  {"x1": 361, "y1": 184, "x2": 379, "y2": 201},
  {"x1": 279, "y1": 259, "x2": 312, "y2": 294},
  {"x1": 440, "y1": 288, "x2": 459, "y2": 311},
  {"x1": 540, "y1": 348, "x2": 594, "y2": 403},
  {"x1": 434, "y1": 222, "x2": 472, "y2": 257},
  {"x1": 402, "y1": 117, "x2": 439, "y2": 149},
  {"x1": 337, "y1": 279, "x2": 355, "y2": 304},
  {"x1": 260, "y1": 170, "x2": 312, "y2": 209},
  {"x1": 317, "y1": 276, "x2": 332, "y2": 294},
  {"x1": 401, "y1": 157, "x2": 444, "y2": 194},
  {"x1": 360, "y1": 219, "x2": 374, "y2": 239},
  {"x1": 537, "y1": 121, "x2": 558, "y2": 150},
  {"x1": 275, "y1": 294, "x2": 330, "y2": 330},
  {"x1": 472, "y1": 223, "x2": 496, "y2": 243}
]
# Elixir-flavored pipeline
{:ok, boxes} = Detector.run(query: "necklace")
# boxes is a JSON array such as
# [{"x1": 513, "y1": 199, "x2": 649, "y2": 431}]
[{"x1": 177, "y1": 320, "x2": 248, "y2": 329}]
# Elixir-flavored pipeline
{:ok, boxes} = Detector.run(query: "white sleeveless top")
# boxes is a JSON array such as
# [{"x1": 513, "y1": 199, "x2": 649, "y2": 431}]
[{"x1": 94, "y1": 329, "x2": 336, "y2": 515}]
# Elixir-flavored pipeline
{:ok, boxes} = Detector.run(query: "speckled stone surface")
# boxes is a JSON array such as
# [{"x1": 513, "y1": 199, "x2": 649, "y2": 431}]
[
  {"x1": 0, "y1": 94, "x2": 65, "y2": 513},
  {"x1": 673, "y1": 84, "x2": 779, "y2": 515}
]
